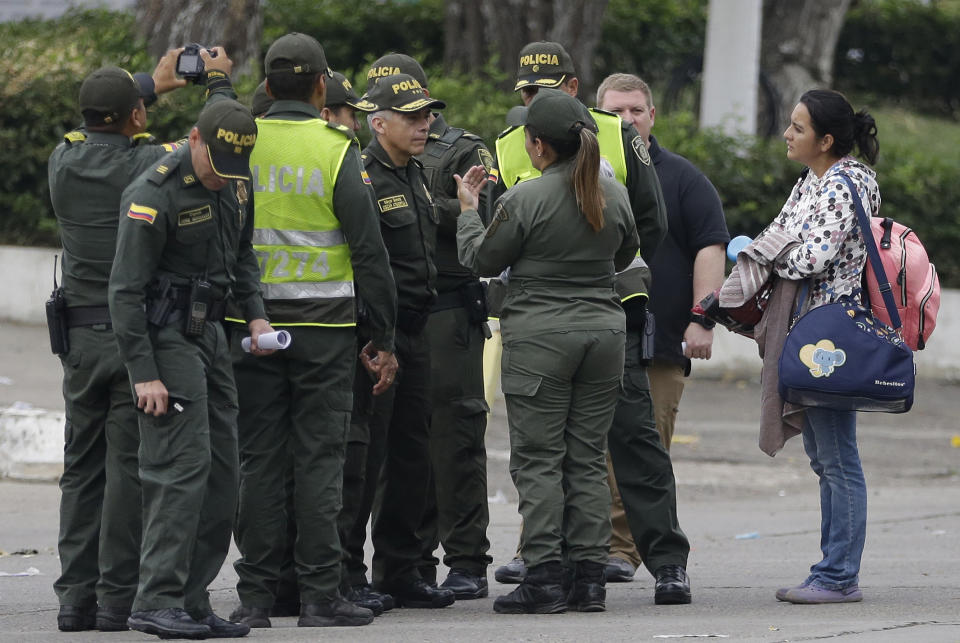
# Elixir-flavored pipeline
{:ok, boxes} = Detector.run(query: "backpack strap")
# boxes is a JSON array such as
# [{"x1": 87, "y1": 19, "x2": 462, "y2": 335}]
[{"x1": 839, "y1": 173, "x2": 902, "y2": 330}]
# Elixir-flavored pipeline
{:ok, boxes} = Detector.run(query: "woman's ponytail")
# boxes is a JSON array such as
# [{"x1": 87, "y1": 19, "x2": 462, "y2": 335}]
[{"x1": 572, "y1": 125, "x2": 605, "y2": 232}]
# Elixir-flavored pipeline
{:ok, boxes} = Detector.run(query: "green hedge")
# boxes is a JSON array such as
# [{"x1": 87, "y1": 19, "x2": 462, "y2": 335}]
[
  {"x1": 836, "y1": 0, "x2": 960, "y2": 116},
  {"x1": 5, "y1": 5, "x2": 960, "y2": 287}
]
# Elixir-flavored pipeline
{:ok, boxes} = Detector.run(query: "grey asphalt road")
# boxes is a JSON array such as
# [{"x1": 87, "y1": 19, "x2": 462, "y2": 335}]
[{"x1": 1, "y1": 321, "x2": 959, "y2": 641}]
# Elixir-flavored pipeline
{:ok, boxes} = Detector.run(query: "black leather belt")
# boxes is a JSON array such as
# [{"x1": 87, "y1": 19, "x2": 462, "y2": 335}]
[
  {"x1": 66, "y1": 306, "x2": 112, "y2": 328},
  {"x1": 430, "y1": 290, "x2": 463, "y2": 313}
]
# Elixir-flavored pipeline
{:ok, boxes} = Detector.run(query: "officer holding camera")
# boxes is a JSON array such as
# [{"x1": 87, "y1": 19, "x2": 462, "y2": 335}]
[
  {"x1": 46, "y1": 47, "x2": 236, "y2": 634},
  {"x1": 108, "y1": 61, "x2": 274, "y2": 637}
]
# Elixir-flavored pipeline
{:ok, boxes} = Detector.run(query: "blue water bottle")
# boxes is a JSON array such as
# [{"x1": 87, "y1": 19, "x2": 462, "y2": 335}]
[{"x1": 726, "y1": 235, "x2": 752, "y2": 262}]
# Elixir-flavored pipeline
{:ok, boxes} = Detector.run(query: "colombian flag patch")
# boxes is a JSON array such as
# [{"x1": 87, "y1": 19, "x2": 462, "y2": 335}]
[
  {"x1": 361, "y1": 170, "x2": 372, "y2": 185},
  {"x1": 161, "y1": 142, "x2": 181, "y2": 152},
  {"x1": 127, "y1": 203, "x2": 157, "y2": 224},
  {"x1": 487, "y1": 168, "x2": 500, "y2": 184}
]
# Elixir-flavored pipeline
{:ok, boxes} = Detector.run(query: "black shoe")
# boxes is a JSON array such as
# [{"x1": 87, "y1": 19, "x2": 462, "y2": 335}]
[
  {"x1": 342, "y1": 586, "x2": 384, "y2": 616},
  {"x1": 96, "y1": 605, "x2": 131, "y2": 631},
  {"x1": 298, "y1": 597, "x2": 374, "y2": 627},
  {"x1": 567, "y1": 561, "x2": 606, "y2": 612},
  {"x1": 654, "y1": 565, "x2": 692, "y2": 605},
  {"x1": 604, "y1": 556, "x2": 636, "y2": 583},
  {"x1": 440, "y1": 569, "x2": 489, "y2": 599},
  {"x1": 227, "y1": 605, "x2": 270, "y2": 628},
  {"x1": 196, "y1": 613, "x2": 250, "y2": 638},
  {"x1": 380, "y1": 577, "x2": 455, "y2": 608},
  {"x1": 494, "y1": 556, "x2": 526, "y2": 584},
  {"x1": 493, "y1": 562, "x2": 567, "y2": 614},
  {"x1": 127, "y1": 608, "x2": 211, "y2": 640},
  {"x1": 57, "y1": 604, "x2": 97, "y2": 632},
  {"x1": 269, "y1": 601, "x2": 300, "y2": 617},
  {"x1": 352, "y1": 583, "x2": 395, "y2": 612}
]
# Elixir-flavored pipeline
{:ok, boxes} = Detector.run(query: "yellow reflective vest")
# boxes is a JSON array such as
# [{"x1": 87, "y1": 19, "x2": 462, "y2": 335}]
[{"x1": 237, "y1": 118, "x2": 356, "y2": 326}]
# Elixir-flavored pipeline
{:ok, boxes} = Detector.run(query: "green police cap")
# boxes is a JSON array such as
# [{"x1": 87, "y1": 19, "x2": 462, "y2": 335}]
[
  {"x1": 264, "y1": 32, "x2": 333, "y2": 77},
  {"x1": 79, "y1": 66, "x2": 154, "y2": 125},
  {"x1": 514, "y1": 41, "x2": 575, "y2": 91},
  {"x1": 325, "y1": 71, "x2": 375, "y2": 110},
  {"x1": 524, "y1": 88, "x2": 596, "y2": 143},
  {"x1": 366, "y1": 53, "x2": 428, "y2": 90},
  {"x1": 250, "y1": 80, "x2": 274, "y2": 117},
  {"x1": 359, "y1": 73, "x2": 445, "y2": 113},
  {"x1": 196, "y1": 99, "x2": 258, "y2": 180}
]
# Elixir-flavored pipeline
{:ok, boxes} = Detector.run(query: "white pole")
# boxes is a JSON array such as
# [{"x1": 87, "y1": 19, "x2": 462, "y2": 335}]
[{"x1": 700, "y1": 0, "x2": 763, "y2": 136}]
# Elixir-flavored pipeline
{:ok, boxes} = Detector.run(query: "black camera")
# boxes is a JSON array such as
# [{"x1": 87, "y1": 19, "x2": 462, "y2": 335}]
[{"x1": 176, "y1": 44, "x2": 216, "y2": 83}]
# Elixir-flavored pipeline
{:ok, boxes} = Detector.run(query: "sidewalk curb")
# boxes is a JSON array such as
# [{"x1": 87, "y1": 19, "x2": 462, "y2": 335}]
[{"x1": 0, "y1": 405, "x2": 63, "y2": 481}]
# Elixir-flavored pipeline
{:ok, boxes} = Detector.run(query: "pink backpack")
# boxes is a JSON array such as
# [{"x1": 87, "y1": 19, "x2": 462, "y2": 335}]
[{"x1": 863, "y1": 217, "x2": 940, "y2": 350}]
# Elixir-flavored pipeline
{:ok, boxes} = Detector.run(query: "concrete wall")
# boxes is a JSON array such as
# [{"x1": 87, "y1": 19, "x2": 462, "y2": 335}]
[{"x1": 0, "y1": 246, "x2": 61, "y2": 325}]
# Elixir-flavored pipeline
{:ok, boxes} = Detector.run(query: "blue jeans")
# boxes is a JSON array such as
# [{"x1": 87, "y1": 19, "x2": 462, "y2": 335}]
[{"x1": 801, "y1": 407, "x2": 866, "y2": 590}]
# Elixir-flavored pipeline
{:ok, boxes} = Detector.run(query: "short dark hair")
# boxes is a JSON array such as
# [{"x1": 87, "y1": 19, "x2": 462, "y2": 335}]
[
  {"x1": 82, "y1": 110, "x2": 129, "y2": 132},
  {"x1": 266, "y1": 70, "x2": 320, "y2": 102},
  {"x1": 800, "y1": 89, "x2": 879, "y2": 165}
]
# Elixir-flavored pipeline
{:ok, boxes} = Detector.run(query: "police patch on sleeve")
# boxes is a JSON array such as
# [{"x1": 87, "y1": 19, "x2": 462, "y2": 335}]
[
  {"x1": 486, "y1": 202, "x2": 509, "y2": 238},
  {"x1": 478, "y1": 148, "x2": 494, "y2": 173},
  {"x1": 631, "y1": 136, "x2": 651, "y2": 166}
]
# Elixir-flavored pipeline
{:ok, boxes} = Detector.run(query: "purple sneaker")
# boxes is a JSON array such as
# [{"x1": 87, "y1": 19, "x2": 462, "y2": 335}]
[
  {"x1": 775, "y1": 580, "x2": 810, "y2": 602},
  {"x1": 782, "y1": 583, "x2": 862, "y2": 604}
]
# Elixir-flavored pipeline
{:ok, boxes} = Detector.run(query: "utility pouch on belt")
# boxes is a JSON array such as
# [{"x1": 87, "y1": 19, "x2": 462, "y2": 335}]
[
  {"x1": 46, "y1": 287, "x2": 69, "y2": 355},
  {"x1": 146, "y1": 276, "x2": 175, "y2": 327},
  {"x1": 639, "y1": 310, "x2": 655, "y2": 365},
  {"x1": 460, "y1": 281, "x2": 492, "y2": 339},
  {"x1": 184, "y1": 278, "x2": 212, "y2": 337}
]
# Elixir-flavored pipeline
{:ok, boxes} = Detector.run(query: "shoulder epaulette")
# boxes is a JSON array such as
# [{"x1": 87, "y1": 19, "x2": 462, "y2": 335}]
[
  {"x1": 496, "y1": 124, "x2": 522, "y2": 140},
  {"x1": 147, "y1": 157, "x2": 180, "y2": 186},
  {"x1": 131, "y1": 132, "x2": 159, "y2": 147},
  {"x1": 63, "y1": 130, "x2": 86, "y2": 145},
  {"x1": 326, "y1": 121, "x2": 353, "y2": 137},
  {"x1": 461, "y1": 130, "x2": 483, "y2": 141}
]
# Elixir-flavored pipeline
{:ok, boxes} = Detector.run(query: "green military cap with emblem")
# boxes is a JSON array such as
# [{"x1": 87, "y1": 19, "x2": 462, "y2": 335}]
[
  {"x1": 366, "y1": 52, "x2": 428, "y2": 89},
  {"x1": 524, "y1": 87, "x2": 597, "y2": 142},
  {"x1": 264, "y1": 32, "x2": 333, "y2": 77},
  {"x1": 79, "y1": 66, "x2": 156, "y2": 125},
  {"x1": 359, "y1": 73, "x2": 445, "y2": 113},
  {"x1": 196, "y1": 99, "x2": 258, "y2": 180},
  {"x1": 325, "y1": 71, "x2": 376, "y2": 111},
  {"x1": 514, "y1": 41, "x2": 575, "y2": 91}
]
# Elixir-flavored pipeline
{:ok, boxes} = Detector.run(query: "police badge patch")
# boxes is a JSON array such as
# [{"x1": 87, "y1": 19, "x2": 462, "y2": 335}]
[
  {"x1": 478, "y1": 148, "x2": 494, "y2": 173},
  {"x1": 631, "y1": 135, "x2": 651, "y2": 166},
  {"x1": 486, "y1": 202, "x2": 509, "y2": 238}
]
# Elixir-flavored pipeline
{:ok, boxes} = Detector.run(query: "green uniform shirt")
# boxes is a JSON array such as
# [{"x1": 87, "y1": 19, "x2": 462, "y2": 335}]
[
  {"x1": 416, "y1": 113, "x2": 491, "y2": 293},
  {"x1": 48, "y1": 131, "x2": 178, "y2": 307},
  {"x1": 458, "y1": 158, "x2": 640, "y2": 341},
  {"x1": 362, "y1": 137, "x2": 439, "y2": 313},
  {"x1": 254, "y1": 100, "x2": 397, "y2": 351},
  {"x1": 108, "y1": 143, "x2": 266, "y2": 383},
  {"x1": 487, "y1": 111, "x2": 666, "y2": 261}
]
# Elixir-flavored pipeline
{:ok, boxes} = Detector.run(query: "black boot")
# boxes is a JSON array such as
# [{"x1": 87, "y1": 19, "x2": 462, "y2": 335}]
[
  {"x1": 567, "y1": 560, "x2": 606, "y2": 612},
  {"x1": 493, "y1": 561, "x2": 567, "y2": 614}
]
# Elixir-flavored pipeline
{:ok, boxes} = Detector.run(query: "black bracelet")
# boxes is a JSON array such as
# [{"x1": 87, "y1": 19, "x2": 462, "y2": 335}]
[{"x1": 690, "y1": 312, "x2": 716, "y2": 330}]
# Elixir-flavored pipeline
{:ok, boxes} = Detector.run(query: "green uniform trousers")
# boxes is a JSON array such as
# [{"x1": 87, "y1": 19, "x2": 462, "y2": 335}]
[
  {"x1": 339, "y1": 327, "x2": 433, "y2": 587},
  {"x1": 55, "y1": 326, "x2": 141, "y2": 609},
  {"x1": 501, "y1": 329, "x2": 624, "y2": 568},
  {"x1": 132, "y1": 321, "x2": 238, "y2": 615},
  {"x1": 419, "y1": 304, "x2": 492, "y2": 580},
  {"x1": 232, "y1": 326, "x2": 355, "y2": 604},
  {"x1": 607, "y1": 329, "x2": 690, "y2": 576}
]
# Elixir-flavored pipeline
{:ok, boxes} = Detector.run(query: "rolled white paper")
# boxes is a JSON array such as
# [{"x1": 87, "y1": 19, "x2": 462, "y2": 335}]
[{"x1": 241, "y1": 330, "x2": 292, "y2": 352}]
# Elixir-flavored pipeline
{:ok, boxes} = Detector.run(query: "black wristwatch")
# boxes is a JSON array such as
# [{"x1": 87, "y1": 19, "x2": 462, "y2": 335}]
[{"x1": 689, "y1": 311, "x2": 716, "y2": 330}]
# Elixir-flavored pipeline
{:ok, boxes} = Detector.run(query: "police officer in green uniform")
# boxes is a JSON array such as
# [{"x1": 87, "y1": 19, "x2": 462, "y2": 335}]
[
  {"x1": 337, "y1": 73, "x2": 454, "y2": 609},
  {"x1": 109, "y1": 98, "x2": 270, "y2": 640},
  {"x1": 456, "y1": 90, "x2": 640, "y2": 613},
  {"x1": 490, "y1": 41, "x2": 692, "y2": 605},
  {"x1": 228, "y1": 33, "x2": 397, "y2": 630},
  {"x1": 236, "y1": 65, "x2": 383, "y2": 622},
  {"x1": 47, "y1": 49, "x2": 234, "y2": 633},
  {"x1": 366, "y1": 52, "x2": 494, "y2": 599}
]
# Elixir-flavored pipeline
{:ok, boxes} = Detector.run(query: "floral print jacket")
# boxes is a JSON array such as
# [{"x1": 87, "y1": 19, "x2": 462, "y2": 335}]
[{"x1": 765, "y1": 156, "x2": 879, "y2": 311}]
